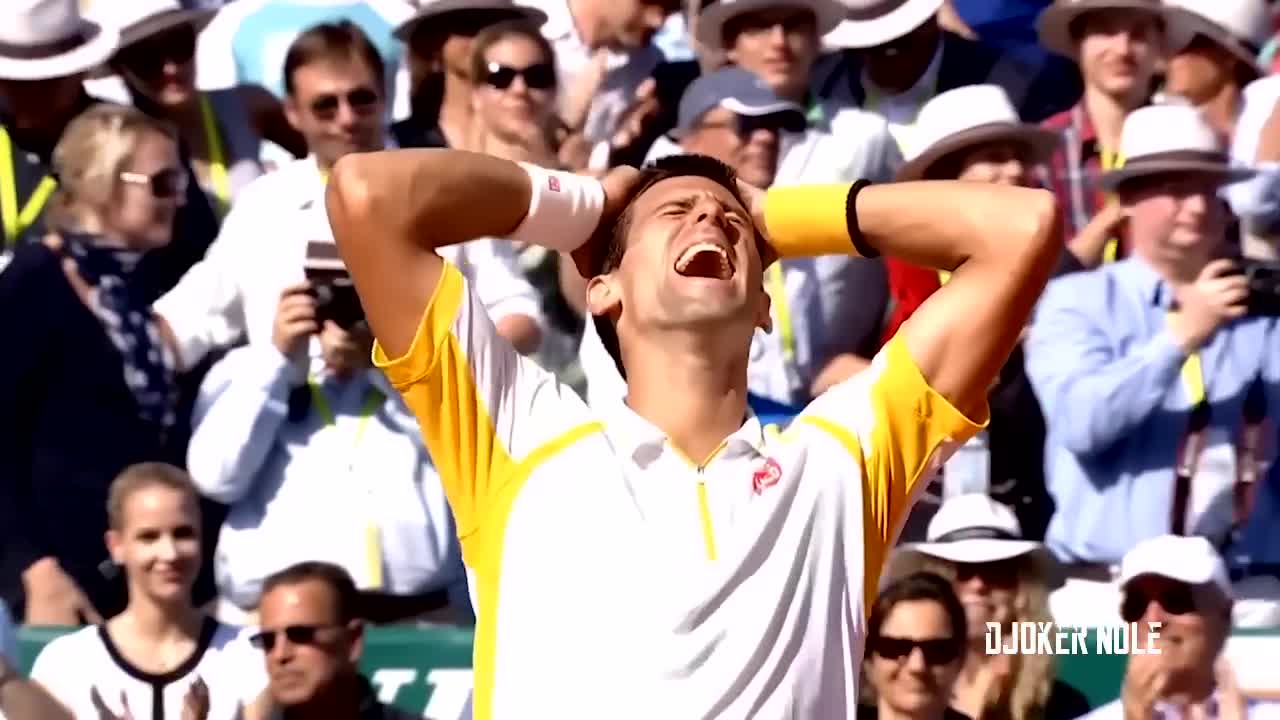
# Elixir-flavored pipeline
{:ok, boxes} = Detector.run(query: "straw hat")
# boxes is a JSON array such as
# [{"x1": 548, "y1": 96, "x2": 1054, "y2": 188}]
[
  {"x1": 1099, "y1": 103, "x2": 1255, "y2": 189},
  {"x1": 907, "y1": 494, "x2": 1053, "y2": 566},
  {"x1": 896, "y1": 85, "x2": 1061, "y2": 181},
  {"x1": 394, "y1": 0, "x2": 548, "y2": 42},
  {"x1": 86, "y1": 0, "x2": 215, "y2": 51},
  {"x1": 0, "y1": 0, "x2": 119, "y2": 81},
  {"x1": 1037, "y1": 0, "x2": 1182, "y2": 59},
  {"x1": 1164, "y1": 0, "x2": 1270, "y2": 77},
  {"x1": 822, "y1": 0, "x2": 945, "y2": 49},
  {"x1": 697, "y1": 0, "x2": 847, "y2": 53}
]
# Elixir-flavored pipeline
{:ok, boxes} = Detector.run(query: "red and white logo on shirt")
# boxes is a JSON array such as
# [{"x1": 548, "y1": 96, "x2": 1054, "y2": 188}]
[
  {"x1": 752, "y1": 458, "x2": 782, "y2": 495},
  {"x1": 548, "y1": 177, "x2": 561, "y2": 192}
]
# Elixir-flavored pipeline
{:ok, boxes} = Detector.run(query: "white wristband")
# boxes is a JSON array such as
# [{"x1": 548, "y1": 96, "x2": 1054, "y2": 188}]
[{"x1": 507, "y1": 163, "x2": 606, "y2": 253}]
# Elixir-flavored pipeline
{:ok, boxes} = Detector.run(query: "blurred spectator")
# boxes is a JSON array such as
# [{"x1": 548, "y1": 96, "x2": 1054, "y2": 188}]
[
  {"x1": 29, "y1": 463, "x2": 267, "y2": 719},
  {"x1": 860, "y1": 572, "x2": 969, "y2": 720},
  {"x1": 90, "y1": 0, "x2": 266, "y2": 216},
  {"x1": 188, "y1": 288, "x2": 470, "y2": 625},
  {"x1": 1027, "y1": 104, "x2": 1280, "y2": 626},
  {"x1": 813, "y1": 0, "x2": 1078, "y2": 150},
  {"x1": 470, "y1": 21, "x2": 563, "y2": 175},
  {"x1": 391, "y1": 0, "x2": 548, "y2": 151},
  {"x1": 1078, "y1": 536, "x2": 1280, "y2": 720},
  {"x1": 0, "y1": 104, "x2": 206, "y2": 623},
  {"x1": 887, "y1": 85, "x2": 1060, "y2": 536},
  {"x1": 1037, "y1": 0, "x2": 1174, "y2": 267},
  {"x1": 575, "y1": 67, "x2": 889, "y2": 408},
  {"x1": 251, "y1": 562, "x2": 420, "y2": 719},
  {"x1": 0, "y1": 600, "x2": 73, "y2": 720},
  {"x1": 1227, "y1": 76, "x2": 1280, "y2": 248},
  {"x1": 888, "y1": 495, "x2": 1091, "y2": 720}
]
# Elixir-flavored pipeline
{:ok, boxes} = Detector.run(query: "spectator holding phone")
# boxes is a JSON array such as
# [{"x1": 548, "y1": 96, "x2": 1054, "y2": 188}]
[{"x1": 1026, "y1": 103, "x2": 1280, "y2": 628}]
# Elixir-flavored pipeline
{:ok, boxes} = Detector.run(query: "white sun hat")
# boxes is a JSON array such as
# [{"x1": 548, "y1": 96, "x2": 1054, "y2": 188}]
[
  {"x1": 1099, "y1": 103, "x2": 1256, "y2": 190},
  {"x1": 1036, "y1": 0, "x2": 1185, "y2": 60},
  {"x1": 1164, "y1": 0, "x2": 1270, "y2": 78},
  {"x1": 0, "y1": 0, "x2": 120, "y2": 81},
  {"x1": 897, "y1": 84, "x2": 1062, "y2": 181},
  {"x1": 85, "y1": 0, "x2": 216, "y2": 51},
  {"x1": 697, "y1": 0, "x2": 848, "y2": 53},
  {"x1": 822, "y1": 0, "x2": 944, "y2": 50},
  {"x1": 910, "y1": 493, "x2": 1049, "y2": 564}
]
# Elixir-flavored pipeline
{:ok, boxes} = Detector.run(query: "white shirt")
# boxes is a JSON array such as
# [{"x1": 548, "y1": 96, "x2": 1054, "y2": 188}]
[
  {"x1": 189, "y1": 345, "x2": 467, "y2": 609},
  {"x1": 859, "y1": 45, "x2": 944, "y2": 157},
  {"x1": 375, "y1": 263, "x2": 982, "y2": 718},
  {"x1": 30, "y1": 621, "x2": 266, "y2": 720}
]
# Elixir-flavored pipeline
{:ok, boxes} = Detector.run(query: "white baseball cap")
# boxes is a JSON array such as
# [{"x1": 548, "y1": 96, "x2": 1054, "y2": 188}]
[{"x1": 1118, "y1": 535, "x2": 1233, "y2": 598}]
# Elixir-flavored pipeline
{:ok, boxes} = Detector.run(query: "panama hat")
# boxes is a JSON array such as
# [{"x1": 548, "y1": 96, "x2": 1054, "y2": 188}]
[
  {"x1": 1037, "y1": 0, "x2": 1182, "y2": 59},
  {"x1": 896, "y1": 85, "x2": 1061, "y2": 181},
  {"x1": 822, "y1": 0, "x2": 944, "y2": 50},
  {"x1": 394, "y1": 0, "x2": 548, "y2": 42},
  {"x1": 0, "y1": 0, "x2": 120, "y2": 81},
  {"x1": 1099, "y1": 103, "x2": 1255, "y2": 190},
  {"x1": 1165, "y1": 0, "x2": 1270, "y2": 78},
  {"x1": 906, "y1": 494, "x2": 1053, "y2": 566},
  {"x1": 696, "y1": 0, "x2": 847, "y2": 53},
  {"x1": 86, "y1": 0, "x2": 215, "y2": 51}
]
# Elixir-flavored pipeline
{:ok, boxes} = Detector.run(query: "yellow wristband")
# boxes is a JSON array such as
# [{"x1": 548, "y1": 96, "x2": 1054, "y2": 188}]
[{"x1": 762, "y1": 183, "x2": 873, "y2": 259}]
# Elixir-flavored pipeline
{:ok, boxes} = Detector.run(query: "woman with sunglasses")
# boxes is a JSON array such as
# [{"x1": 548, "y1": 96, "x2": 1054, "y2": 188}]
[
  {"x1": 886, "y1": 495, "x2": 1091, "y2": 720},
  {"x1": 469, "y1": 20, "x2": 562, "y2": 166},
  {"x1": 88, "y1": 0, "x2": 266, "y2": 217},
  {"x1": 0, "y1": 104, "x2": 203, "y2": 625},
  {"x1": 861, "y1": 572, "x2": 969, "y2": 720},
  {"x1": 30, "y1": 463, "x2": 269, "y2": 720}
]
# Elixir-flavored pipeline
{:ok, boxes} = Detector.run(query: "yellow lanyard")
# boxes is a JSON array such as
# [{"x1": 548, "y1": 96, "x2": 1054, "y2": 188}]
[
  {"x1": 1166, "y1": 313, "x2": 1207, "y2": 406},
  {"x1": 0, "y1": 125, "x2": 57, "y2": 248},
  {"x1": 1100, "y1": 149, "x2": 1126, "y2": 264},
  {"x1": 198, "y1": 94, "x2": 231, "y2": 217},
  {"x1": 768, "y1": 264, "x2": 795, "y2": 363},
  {"x1": 308, "y1": 379, "x2": 385, "y2": 588}
]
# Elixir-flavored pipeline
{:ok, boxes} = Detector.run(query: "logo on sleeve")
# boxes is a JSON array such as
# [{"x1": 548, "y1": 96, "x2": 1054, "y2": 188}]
[
  {"x1": 548, "y1": 177, "x2": 561, "y2": 192},
  {"x1": 752, "y1": 458, "x2": 782, "y2": 495}
]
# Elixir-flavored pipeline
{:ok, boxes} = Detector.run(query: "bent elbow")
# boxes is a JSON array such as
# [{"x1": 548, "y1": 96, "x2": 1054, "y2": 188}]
[
  {"x1": 325, "y1": 153, "x2": 378, "y2": 232},
  {"x1": 1020, "y1": 189, "x2": 1061, "y2": 256}
]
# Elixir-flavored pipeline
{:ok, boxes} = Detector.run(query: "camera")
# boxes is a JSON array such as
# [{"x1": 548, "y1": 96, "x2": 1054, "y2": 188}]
[
  {"x1": 1238, "y1": 259, "x2": 1280, "y2": 317},
  {"x1": 303, "y1": 241, "x2": 365, "y2": 329}
]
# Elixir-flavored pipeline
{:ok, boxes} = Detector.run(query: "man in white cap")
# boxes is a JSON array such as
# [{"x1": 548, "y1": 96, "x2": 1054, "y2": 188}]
[
  {"x1": 812, "y1": 0, "x2": 1078, "y2": 157},
  {"x1": 1027, "y1": 103, "x2": 1280, "y2": 627},
  {"x1": 1037, "y1": 0, "x2": 1178, "y2": 267},
  {"x1": 1080, "y1": 535, "x2": 1280, "y2": 720}
]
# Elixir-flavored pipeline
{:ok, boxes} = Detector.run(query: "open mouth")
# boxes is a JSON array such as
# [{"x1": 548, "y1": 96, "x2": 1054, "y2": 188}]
[{"x1": 674, "y1": 242, "x2": 734, "y2": 280}]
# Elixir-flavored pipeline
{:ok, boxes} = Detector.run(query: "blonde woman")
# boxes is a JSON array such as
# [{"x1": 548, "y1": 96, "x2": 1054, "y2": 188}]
[
  {"x1": 30, "y1": 463, "x2": 268, "y2": 720},
  {"x1": 885, "y1": 495, "x2": 1090, "y2": 720},
  {"x1": 0, "y1": 104, "x2": 199, "y2": 626}
]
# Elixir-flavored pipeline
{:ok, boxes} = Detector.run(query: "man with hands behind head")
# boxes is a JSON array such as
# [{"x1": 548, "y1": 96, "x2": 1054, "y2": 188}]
[{"x1": 325, "y1": 140, "x2": 1058, "y2": 717}]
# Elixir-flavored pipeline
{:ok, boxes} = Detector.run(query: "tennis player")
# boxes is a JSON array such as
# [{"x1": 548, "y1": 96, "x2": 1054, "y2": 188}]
[{"x1": 325, "y1": 149, "x2": 1059, "y2": 719}]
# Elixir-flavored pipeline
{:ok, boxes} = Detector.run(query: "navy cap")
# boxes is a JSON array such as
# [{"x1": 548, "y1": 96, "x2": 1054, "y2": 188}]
[{"x1": 673, "y1": 67, "x2": 806, "y2": 138}]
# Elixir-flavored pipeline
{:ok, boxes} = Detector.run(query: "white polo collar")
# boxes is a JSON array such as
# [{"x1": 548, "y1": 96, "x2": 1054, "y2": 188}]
[{"x1": 601, "y1": 399, "x2": 768, "y2": 469}]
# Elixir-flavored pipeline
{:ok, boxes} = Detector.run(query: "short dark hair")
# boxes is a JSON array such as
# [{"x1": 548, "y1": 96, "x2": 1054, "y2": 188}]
[
  {"x1": 261, "y1": 561, "x2": 360, "y2": 624},
  {"x1": 283, "y1": 21, "x2": 386, "y2": 97},
  {"x1": 590, "y1": 154, "x2": 760, "y2": 379},
  {"x1": 468, "y1": 20, "x2": 557, "y2": 85},
  {"x1": 866, "y1": 572, "x2": 968, "y2": 654}
]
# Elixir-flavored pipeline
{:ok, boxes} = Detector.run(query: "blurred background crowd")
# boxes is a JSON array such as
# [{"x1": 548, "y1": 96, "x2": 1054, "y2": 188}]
[{"x1": 2, "y1": 0, "x2": 1280, "y2": 716}]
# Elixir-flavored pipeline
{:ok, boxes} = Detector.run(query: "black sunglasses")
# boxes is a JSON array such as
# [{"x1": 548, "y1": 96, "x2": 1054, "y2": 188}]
[
  {"x1": 696, "y1": 112, "x2": 807, "y2": 138},
  {"x1": 873, "y1": 636, "x2": 962, "y2": 665},
  {"x1": 249, "y1": 624, "x2": 343, "y2": 652},
  {"x1": 309, "y1": 87, "x2": 380, "y2": 120},
  {"x1": 1121, "y1": 585, "x2": 1197, "y2": 622},
  {"x1": 119, "y1": 167, "x2": 188, "y2": 199},
  {"x1": 484, "y1": 62, "x2": 556, "y2": 91}
]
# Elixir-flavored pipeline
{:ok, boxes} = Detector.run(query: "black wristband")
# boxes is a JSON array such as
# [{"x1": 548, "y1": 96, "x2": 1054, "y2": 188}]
[{"x1": 844, "y1": 179, "x2": 879, "y2": 258}]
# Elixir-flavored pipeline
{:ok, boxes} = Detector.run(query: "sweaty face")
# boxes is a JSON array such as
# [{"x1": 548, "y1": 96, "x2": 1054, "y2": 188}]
[
  {"x1": 1123, "y1": 172, "x2": 1227, "y2": 281},
  {"x1": 1076, "y1": 10, "x2": 1162, "y2": 99},
  {"x1": 589, "y1": 175, "x2": 771, "y2": 351},
  {"x1": 106, "y1": 485, "x2": 201, "y2": 605}
]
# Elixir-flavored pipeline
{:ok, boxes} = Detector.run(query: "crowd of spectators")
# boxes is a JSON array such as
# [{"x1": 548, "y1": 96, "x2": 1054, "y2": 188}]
[{"x1": 1, "y1": 0, "x2": 1280, "y2": 716}]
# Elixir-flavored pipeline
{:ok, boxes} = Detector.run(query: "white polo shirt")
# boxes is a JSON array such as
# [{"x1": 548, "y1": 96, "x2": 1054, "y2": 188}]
[{"x1": 376, "y1": 255, "x2": 982, "y2": 718}]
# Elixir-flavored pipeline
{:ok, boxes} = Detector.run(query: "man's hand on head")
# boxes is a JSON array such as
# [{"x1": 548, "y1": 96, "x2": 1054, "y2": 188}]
[{"x1": 571, "y1": 165, "x2": 643, "y2": 278}]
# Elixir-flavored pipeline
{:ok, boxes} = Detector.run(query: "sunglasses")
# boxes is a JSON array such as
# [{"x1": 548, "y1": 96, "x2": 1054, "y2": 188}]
[
  {"x1": 873, "y1": 636, "x2": 962, "y2": 665},
  {"x1": 484, "y1": 62, "x2": 556, "y2": 91},
  {"x1": 695, "y1": 112, "x2": 807, "y2": 138},
  {"x1": 118, "y1": 25, "x2": 197, "y2": 69},
  {"x1": 1121, "y1": 585, "x2": 1197, "y2": 622},
  {"x1": 249, "y1": 624, "x2": 343, "y2": 652},
  {"x1": 309, "y1": 87, "x2": 380, "y2": 121},
  {"x1": 120, "y1": 167, "x2": 188, "y2": 199}
]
